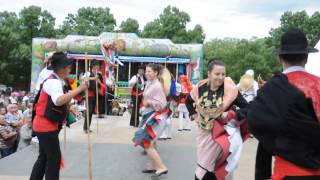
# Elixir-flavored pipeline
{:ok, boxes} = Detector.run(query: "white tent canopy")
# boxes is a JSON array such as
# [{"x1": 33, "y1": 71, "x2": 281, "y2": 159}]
[{"x1": 306, "y1": 41, "x2": 320, "y2": 77}]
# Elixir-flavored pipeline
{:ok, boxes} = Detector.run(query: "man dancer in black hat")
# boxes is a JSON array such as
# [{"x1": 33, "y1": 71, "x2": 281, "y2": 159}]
[
  {"x1": 82, "y1": 60, "x2": 100, "y2": 133},
  {"x1": 129, "y1": 65, "x2": 146, "y2": 127},
  {"x1": 30, "y1": 52, "x2": 89, "y2": 180},
  {"x1": 248, "y1": 28, "x2": 320, "y2": 179}
]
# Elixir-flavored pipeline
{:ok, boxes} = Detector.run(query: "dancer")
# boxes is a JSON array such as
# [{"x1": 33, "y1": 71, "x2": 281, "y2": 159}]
[
  {"x1": 129, "y1": 65, "x2": 146, "y2": 127},
  {"x1": 133, "y1": 64, "x2": 170, "y2": 177},
  {"x1": 30, "y1": 52, "x2": 88, "y2": 180},
  {"x1": 248, "y1": 29, "x2": 320, "y2": 179},
  {"x1": 35, "y1": 52, "x2": 55, "y2": 94},
  {"x1": 177, "y1": 74, "x2": 193, "y2": 131},
  {"x1": 82, "y1": 60, "x2": 99, "y2": 133},
  {"x1": 186, "y1": 60, "x2": 249, "y2": 180},
  {"x1": 96, "y1": 64, "x2": 106, "y2": 118},
  {"x1": 237, "y1": 70, "x2": 259, "y2": 103}
]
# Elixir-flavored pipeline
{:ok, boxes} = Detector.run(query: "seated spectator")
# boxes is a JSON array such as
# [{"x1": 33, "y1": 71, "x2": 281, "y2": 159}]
[
  {"x1": 5, "y1": 104, "x2": 23, "y2": 130},
  {"x1": 9, "y1": 92, "x2": 18, "y2": 104},
  {"x1": 22, "y1": 103, "x2": 33, "y2": 124},
  {"x1": 0, "y1": 106, "x2": 6, "y2": 116},
  {"x1": 17, "y1": 117, "x2": 32, "y2": 151},
  {"x1": 0, "y1": 115, "x2": 18, "y2": 158}
]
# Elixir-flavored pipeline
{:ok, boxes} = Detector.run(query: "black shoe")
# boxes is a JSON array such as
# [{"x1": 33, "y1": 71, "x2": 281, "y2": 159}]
[
  {"x1": 84, "y1": 130, "x2": 93, "y2": 134},
  {"x1": 151, "y1": 170, "x2": 168, "y2": 177},
  {"x1": 183, "y1": 129, "x2": 191, "y2": 131},
  {"x1": 141, "y1": 150, "x2": 147, "y2": 156},
  {"x1": 178, "y1": 129, "x2": 183, "y2": 131},
  {"x1": 158, "y1": 138, "x2": 166, "y2": 141},
  {"x1": 142, "y1": 169, "x2": 156, "y2": 173}
]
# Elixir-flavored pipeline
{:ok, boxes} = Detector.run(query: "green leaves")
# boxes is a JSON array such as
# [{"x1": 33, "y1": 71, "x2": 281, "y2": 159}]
[
  {"x1": 204, "y1": 38, "x2": 279, "y2": 82},
  {"x1": 141, "y1": 6, "x2": 205, "y2": 44},
  {"x1": 59, "y1": 7, "x2": 116, "y2": 36},
  {"x1": 0, "y1": 6, "x2": 56, "y2": 89},
  {"x1": 119, "y1": 18, "x2": 140, "y2": 34},
  {"x1": 267, "y1": 10, "x2": 320, "y2": 48}
]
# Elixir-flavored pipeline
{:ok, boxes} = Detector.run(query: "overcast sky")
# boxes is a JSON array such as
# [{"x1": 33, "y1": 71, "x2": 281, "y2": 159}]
[{"x1": 0, "y1": 0, "x2": 319, "y2": 40}]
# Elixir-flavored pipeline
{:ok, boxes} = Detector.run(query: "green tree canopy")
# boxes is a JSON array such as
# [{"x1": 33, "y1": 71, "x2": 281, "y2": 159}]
[
  {"x1": 266, "y1": 11, "x2": 320, "y2": 48},
  {"x1": 204, "y1": 38, "x2": 279, "y2": 82},
  {"x1": 141, "y1": 6, "x2": 205, "y2": 43},
  {"x1": 59, "y1": 7, "x2": 116, "y2": 36},
  {"x1": 0, "y1": 6, "x2": 56, "y2": 88},
  {"x1": 119, "y1": 18, "x2": 140, "y2": 34}
]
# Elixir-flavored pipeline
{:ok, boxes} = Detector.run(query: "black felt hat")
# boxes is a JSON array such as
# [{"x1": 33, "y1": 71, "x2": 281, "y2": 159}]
[
  {"x1": 276, "y1": 28, "x2": 318, "y2": 55},
  {"x1": 90, "y1": 59, "x2": 101, "y2": 67},
  {"x1": 51, "y1": 52, "x2": 73, "y2": 71}
]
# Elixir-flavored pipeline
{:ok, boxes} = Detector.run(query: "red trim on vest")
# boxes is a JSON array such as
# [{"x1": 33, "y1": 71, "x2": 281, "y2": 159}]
[
  {"x1": 287, "y1": 71, "x2": 320, "y2": 122},
  {"x1": 88, "y1": 90, "x2": 95, "y2": 97},
  {"x1": 272, "y1": 156, "x2": 320, "y2": 180},
  {"x1": 33, "y1": 85, "x2": 58, "y2": 132}
]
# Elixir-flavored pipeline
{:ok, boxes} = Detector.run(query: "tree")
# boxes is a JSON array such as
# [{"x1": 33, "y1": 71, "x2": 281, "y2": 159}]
[
  {"x1": 141, "y1": 19, "x2": 163, "y2": 38},
  {"x1": 141, "y1": 6, "x2": 205, "y2": 43},
  {"x1": 119, "y1": 18, "x2": 139, "y2": 34},
  {"x1": 0, "y1": 6, "x2": 57, "y2": 89},
  {"x1": 59, "y1": 7, "x2": 116, "y2": 36},
  {"x1": 19, "y1": 5, "x2": 56, "y2": 44},
  {"x1": 187, "y1": 24, "x2": 205, "y2": 43},
  {"x1": 266, "y1": 11, "x2": 320, "y2": 48},
  {"x1": 204, "y1": 38, "x2": 279, "y2": 81}
]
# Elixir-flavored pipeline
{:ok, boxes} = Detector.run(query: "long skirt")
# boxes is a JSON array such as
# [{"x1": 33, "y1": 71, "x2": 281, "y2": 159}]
[{"x1": 133, "y1": 110, "x2": 168, "y2": 149}]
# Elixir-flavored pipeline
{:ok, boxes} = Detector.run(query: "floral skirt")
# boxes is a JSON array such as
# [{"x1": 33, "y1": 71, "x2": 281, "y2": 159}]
[{"x1": 133, "y1": 110, "x2": 169, "y2": 149}]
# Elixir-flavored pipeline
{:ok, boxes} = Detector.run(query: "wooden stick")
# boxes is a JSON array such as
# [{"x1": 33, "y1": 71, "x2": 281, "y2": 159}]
[
  {"x1": 176, "y1": 63, "x2": 179, "y2": 80},
  {"x1": 134, "y1": 75, "x2": 139, "y2": 127},
  {"x1": 85, "y1": 53, "x2": 93, "y2": 180},
  {"x1": 128, "y1": 62, "x2": 131, "y2": 80},
  {"x1": 95, "y1": 69, "x2": 99, "y2": 134},
  {"x1": 64, "y1": 121, "x2": 67, "y2": 149},
  {"x1": 76, "y1": 60, "x2": 79, "y2": 87}
]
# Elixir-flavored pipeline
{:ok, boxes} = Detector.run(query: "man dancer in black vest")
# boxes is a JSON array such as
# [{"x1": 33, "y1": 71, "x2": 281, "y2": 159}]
[{"x1": 129, "y1": 65, "x2": 146, "y2": 127}]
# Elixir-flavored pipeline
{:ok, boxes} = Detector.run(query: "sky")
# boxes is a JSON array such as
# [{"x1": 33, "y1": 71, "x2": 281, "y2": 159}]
[{"x1": 0, "y1": 0, "x2": 319, "y2": 40}]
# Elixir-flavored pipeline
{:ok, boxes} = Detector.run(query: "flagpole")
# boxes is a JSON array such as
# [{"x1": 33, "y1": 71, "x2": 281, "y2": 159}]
[{"x1": 85, "y1": 52, "x2": 93, "y2": 180}]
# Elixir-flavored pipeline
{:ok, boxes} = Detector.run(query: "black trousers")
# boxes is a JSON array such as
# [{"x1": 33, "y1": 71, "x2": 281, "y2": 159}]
[
  {"x1": 255, "y1": 142, "x2": 272, "y2": 180},
  {"x1": 130, "y1": 95, "x2": 142, "y2": 127},
  {"x1": 30, "y1": 131, "x2": 61, "y2": 180},
  {"x1": 83, "y1": 96, "x2": 96, "y2": 131},
  {"x1": 195, "y1": 172, "x2": 217, "y2": 180},
  {"x1": 98, "y1": 95, "x2": 105, "y2": 114}
]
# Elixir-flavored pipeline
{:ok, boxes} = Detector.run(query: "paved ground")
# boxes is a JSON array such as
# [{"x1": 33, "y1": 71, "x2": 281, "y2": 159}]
[{"x1": 0, "y1": 115, "x2": 258, "y2": 180}]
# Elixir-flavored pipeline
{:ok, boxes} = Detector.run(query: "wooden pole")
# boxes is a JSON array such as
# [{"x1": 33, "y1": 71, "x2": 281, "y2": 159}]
[
  {"x1": 134, "y1": 74, "x2": 139, "y2": 127},
  {"x1": 104, "y1": 62, "x2": 107, "y2": 115},
  {"x1": 176, "y1": 63, "x2": 179, "y2": 80},
  {"x1": 85, "y1": 53, "x2": 93, "y2": 180},
  {"x1": 76, "y1": 60, "x2": 79, "y2": 87},
  {"x1": 95, "y1": 69, "x2": 99, "y2": 134},
  {"x1": 64, "y1": 121, "x2": 67, "y2": 149},
  {"x1": 128, "y1": 62, "x2": 131, "y2": 80}
]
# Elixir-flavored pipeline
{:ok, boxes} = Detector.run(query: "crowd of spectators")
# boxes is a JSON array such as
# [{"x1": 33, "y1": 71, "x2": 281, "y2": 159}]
[{"x1": 0, "y1": 90, "x2": 34, "y2": 159}]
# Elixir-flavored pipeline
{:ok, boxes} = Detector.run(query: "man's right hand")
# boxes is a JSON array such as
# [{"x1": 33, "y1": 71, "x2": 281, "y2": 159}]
[{"x1": 79, "y1": 77, "x2": 89, "y2": 91}]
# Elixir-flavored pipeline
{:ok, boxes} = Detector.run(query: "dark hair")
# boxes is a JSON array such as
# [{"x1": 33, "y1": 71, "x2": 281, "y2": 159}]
[
  {"x1": 208, "y1": 59, "x2": 225, "y2": 72},
  {"x1": 51, "y1": 52, "x2": 73, "y2": 72},
  {"x1": 279, "y1": 53, "x2": 308, "y2": 65},
  {"x1": 146, "y1": 63, "x2": 163, "y2": 76}
]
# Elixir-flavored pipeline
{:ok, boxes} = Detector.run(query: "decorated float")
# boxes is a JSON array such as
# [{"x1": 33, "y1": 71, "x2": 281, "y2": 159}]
[{"x1": 31, "y1": 32, "x2": 204, "y2": 98}]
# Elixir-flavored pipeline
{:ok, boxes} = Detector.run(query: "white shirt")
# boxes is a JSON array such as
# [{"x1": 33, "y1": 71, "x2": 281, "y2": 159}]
[
  {"x1": 42, "y1": 73, "x2": 65, "y2": 106},
  {"x1": 35, "y1": 67, "x2": 54, "y2": 91},
  {"x1": 22, "y1": 96, "x2": 29, "y2": 102},
  {"x1": 283, "y1": 66, "x2": 305, "y2": 74},
  {"x1": 129, "y1": 75, "x2": 145, "y2": 90}
]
